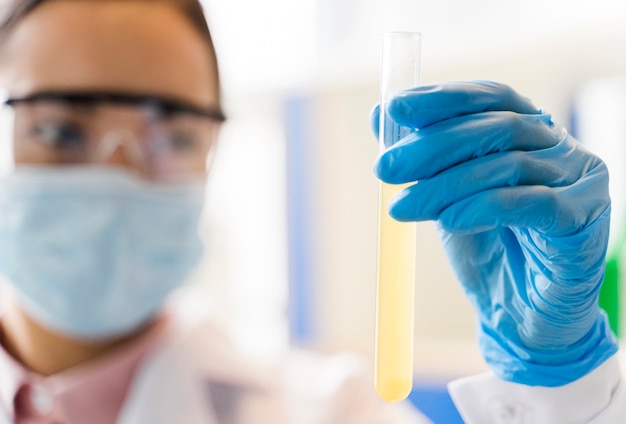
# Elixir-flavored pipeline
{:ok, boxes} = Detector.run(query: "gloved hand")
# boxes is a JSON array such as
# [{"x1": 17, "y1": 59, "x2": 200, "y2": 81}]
[{"x1": 370, "y1": 81, "x2": 618, "y2": 387}]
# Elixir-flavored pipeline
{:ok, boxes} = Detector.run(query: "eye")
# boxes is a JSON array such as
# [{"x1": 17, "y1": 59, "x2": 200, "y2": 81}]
[
  {"x1": 169, "y1": 132, "x2": 201, "y2": 152},
  {"x1": 30, "y1": 122, "x2": 87, "y2": 150}
]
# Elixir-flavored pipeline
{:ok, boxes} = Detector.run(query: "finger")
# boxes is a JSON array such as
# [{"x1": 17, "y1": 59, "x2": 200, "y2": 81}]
[
  {"x1": 435, "y1": 167, "x2": 609, "y2": 236},
  {"x1": 387, "y1": 81, "x2": 541, "y2": 129},
  {"x1": 375, "y1": 112, "x2": 559, "y2": 184},
  {"x1": 388, "y1": 141, "x2": 594, "y2": 222}
]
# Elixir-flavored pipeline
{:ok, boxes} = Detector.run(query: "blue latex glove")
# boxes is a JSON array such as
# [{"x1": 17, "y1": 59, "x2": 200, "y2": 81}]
[{"x1": 371, "y1": 81, "x2": 618, "y2": 387}]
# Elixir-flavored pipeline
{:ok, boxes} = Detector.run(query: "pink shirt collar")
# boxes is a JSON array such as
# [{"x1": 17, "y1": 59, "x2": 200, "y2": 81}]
[{"x1": 0, "y1": 316, "x2": 171, "y2": 424}]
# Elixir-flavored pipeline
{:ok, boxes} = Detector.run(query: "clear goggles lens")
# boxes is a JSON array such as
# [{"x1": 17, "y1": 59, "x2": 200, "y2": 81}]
[{"x1": 0, "y1": 91, "x2": 225, "y2": 181}]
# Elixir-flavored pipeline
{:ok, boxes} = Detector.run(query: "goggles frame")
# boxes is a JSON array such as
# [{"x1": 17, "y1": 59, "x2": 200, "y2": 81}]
[
  {"x1": 0, "y1": 90, "x2": 225, "y2": 181},
  {"x1": 2, "y1": 90, "x2": 226, "y2": 123}
]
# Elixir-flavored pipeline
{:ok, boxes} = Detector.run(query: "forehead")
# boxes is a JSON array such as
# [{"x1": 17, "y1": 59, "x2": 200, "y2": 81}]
[{"x1": 0, "y1": 1, "x2": 219, "y2": 108}]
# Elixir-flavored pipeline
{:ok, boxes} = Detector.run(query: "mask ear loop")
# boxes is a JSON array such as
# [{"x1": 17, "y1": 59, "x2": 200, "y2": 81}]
[{"x1": 93, "y1": 129, "x2": 149, "y2": 175}]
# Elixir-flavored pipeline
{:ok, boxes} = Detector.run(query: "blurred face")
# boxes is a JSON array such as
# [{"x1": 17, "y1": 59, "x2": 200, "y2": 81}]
[
  {"x1": 0, "y1": 2, "x2": 219, "y2": 343},
  {"x1": 0, "y1": 0, "x2": 221, "y2": 180}
]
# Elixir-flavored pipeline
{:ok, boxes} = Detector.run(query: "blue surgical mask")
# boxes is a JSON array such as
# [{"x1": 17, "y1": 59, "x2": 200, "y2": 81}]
[{"x1": 0, "y1": 166, "x2": 206, "y2": 340}]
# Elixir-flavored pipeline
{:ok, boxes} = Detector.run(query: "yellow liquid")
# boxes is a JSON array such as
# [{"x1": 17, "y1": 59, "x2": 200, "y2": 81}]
[{"x1": 375, "y1": 182, "x2": 416, "y2": 402}]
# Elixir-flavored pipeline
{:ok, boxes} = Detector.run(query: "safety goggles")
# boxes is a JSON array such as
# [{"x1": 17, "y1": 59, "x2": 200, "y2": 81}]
[{"x1": 0, "y1": 91, "x2": 226, "y2": 182}]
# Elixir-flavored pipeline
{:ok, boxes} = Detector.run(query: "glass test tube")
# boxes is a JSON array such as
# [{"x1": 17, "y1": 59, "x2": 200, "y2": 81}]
[{"x1": 375, "y1": 32, "x2": 420, "y2": 403}]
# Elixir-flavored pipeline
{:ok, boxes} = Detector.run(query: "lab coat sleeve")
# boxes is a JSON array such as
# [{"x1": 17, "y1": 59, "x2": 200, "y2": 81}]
[{"x1": 448, "y1": 353, "x2": 626, "y2": 424}]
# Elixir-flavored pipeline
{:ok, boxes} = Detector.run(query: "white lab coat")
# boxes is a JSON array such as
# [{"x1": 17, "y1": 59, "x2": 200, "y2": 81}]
[
  {"x1": 115, "y1": 313, "x2": 427, "y2": 424},
  {"x1": 1, "y1": 309, "x2": 624, "y2": 424}
]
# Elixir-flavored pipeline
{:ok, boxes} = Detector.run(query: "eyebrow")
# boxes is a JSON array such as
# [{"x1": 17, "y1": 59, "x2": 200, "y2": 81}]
[{"x1": 4, "y1": 91, "x2": 227, "y2": 122}]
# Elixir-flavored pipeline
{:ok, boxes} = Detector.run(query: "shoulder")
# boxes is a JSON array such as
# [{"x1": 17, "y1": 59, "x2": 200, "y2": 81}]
[{"x1": 137, "y1": 300, "x2": 428, "y2": 424}]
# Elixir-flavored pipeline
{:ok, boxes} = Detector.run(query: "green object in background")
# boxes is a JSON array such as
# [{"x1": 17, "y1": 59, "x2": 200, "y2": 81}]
[{"x1": 600, "y1": 254, "x2": 620, "y2": 337}]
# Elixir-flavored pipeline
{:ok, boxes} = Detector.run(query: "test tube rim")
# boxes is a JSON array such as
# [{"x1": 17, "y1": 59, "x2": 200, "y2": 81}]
[{"x1": 383, "y1": 31, "x2": 422, "y2": 39}]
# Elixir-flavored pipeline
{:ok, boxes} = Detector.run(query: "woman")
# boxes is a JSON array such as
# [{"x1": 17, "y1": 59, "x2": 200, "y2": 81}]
[{"x1": 0, "y1": 1, "x2": 623, "y2": 423}]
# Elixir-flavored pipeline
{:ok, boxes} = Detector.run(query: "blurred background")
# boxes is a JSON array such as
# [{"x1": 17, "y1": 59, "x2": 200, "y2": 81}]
[{"x1": 188, "y1": 0, "x2": 626, "y2": 408}]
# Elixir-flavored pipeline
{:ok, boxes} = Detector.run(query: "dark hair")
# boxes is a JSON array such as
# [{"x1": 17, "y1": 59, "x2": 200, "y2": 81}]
[{"x1": 0, "y1": 0, "x2": 221, "y2": 97}]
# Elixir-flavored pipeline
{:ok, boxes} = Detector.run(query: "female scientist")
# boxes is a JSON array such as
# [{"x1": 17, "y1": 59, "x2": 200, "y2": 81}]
[{"x1": 0, "y1": 0, "x2": 622, "y2": 423}]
